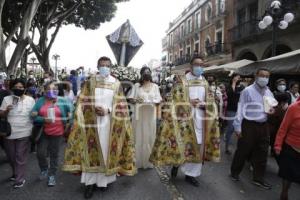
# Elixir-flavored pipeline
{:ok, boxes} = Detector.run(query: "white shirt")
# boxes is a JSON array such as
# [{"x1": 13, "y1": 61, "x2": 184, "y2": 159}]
[
  {"x1": 64, "y1": 90, "x2": 75, "y2": 103},
  {"x1": 0, "y1": 95, "x2": 35, "y2": 139},
  {"x1": 128, "y1": 82, "x2": 162, "y2": 104},
  {"x1": 186, "y1": 72, "x2": 206, "y2": 144}
]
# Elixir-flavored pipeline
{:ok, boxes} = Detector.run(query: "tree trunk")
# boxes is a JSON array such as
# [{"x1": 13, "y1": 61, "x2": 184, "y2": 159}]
[
  {"x1": 7, "y1": 39, "x2": 28, "y2": 75},
  {"x1": 21, "y1": 49, "x2": 29, "y2": 75},
  {"x1": 40, "y1": 52, "x2": 51, "y2": 73},
  {"x1": 31, "y1": 37, "x2": 51, "y2": 73},
  {"x1": 7, "y1": 0, "x2": 42, "y2": 76},
  {"x1": 0, "y1": 0, "x2": 7, "y2": 72}
]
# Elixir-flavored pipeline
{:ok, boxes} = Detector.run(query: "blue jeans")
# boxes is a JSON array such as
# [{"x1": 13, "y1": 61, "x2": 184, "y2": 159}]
[{"x1": 225, "y1": 111, "x2": 237, "y2": 148}]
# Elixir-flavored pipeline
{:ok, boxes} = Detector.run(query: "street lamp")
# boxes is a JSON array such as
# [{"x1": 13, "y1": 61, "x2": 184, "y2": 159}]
[
  {"x1": 30, "y1": 57, "x2": 37, "y2": 74},
  {"x1": 258, "y1": 0, "x2": 295, "y2": 57},
  {"x1": 52, "y1": 54, "x2": 60, "y2": 80}
]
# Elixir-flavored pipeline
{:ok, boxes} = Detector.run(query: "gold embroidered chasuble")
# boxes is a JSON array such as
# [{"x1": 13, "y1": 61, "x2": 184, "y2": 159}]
[
  {"x1": 150, "y1": 75, "x2": 221, "y2": 166},
  {"x1": 63, "y1": 76, "x2": 136, "y2": 176}
]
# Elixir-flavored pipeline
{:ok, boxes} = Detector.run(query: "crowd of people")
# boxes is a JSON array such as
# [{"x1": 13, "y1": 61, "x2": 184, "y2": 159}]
[{"x1": 0, "y1": 56, "x2": 299, "y2": 200}]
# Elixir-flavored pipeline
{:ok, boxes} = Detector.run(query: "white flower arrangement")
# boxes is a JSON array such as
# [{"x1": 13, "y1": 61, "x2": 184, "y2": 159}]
[{"x1": 111, "y1": 65, "x2": 139, "y2": 82}]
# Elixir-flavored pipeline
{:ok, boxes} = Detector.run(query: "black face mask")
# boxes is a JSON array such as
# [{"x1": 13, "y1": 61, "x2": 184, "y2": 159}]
[
  {"x1": 142, "y1": 74, "x2": 152, "y2": 81},
  {"x1": 13, "y1": 89, "x2": 25, "y2": 97}
]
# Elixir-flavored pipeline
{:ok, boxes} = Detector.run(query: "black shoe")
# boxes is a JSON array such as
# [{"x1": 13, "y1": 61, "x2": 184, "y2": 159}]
[
  {"x1": 230, "y1": 174, "x2": 240, "y2": 181},
  {"x1": 185, "y1": 176, "x2": 200, "y2": 187},
  {"x1": 171, "y1": 167, "x2": 179, "y2": 178},
  {"x1": 84, "y1": 185, "x2": 94, "y2": 199},
  {"x1": 225, "y1": 150, "x2": 232, "y2": 155},
  {"x1": 13, "y1": 180, "x2": 25, "y2": 188},
  {"x1": 252, "y1": 180, "x2": 272, "y2": 190}
]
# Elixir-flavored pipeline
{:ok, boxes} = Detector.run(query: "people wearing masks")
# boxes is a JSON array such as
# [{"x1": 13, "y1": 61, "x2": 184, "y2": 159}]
[
  {"x1": 31, "y1": 82, "x2": 73, "y2": 187},
  {"x1": 207, "y1": 75, "x2": 223, "y2": 117},
  {"x1": 28, "y1": 71, "x2": 36, "y2": 82},
  {"x1": 224, "y1": 74, "x2": 244, "y2": 154},
  {"x1": 287, "y1": 82, "x2": 299, "y2": 104},
  {"x1": 69, "y1": 70, "x2": 78, "y2": 97},
  {"x1": 268, "y1": 90, "x2": 289, "y2": 164},
  {"x1": 0, "y1": 79, "x2": 35, "y2": 188},
  {"x1": 231, "y1": 68, "x2": 275, "y2": 190},
  {"x1": 150, "y1": 56, "x2": 220, "y2": 187},
  {"x1": 0, "y1": 80, "x2": 11, "y2": 151},
  {"x1": 63, "y1": 57, "x2": 136, "y2": 199},
  {"x1": 26, "y1": 78, "x2": 38, "y2": 99},
  {"x1": 128, "y1": 66, "x2": 162, "y2": 169},
  {"x1": 273, "y1": 79, "x2": 291, "y2": 102},
  {"x1": 159, "y1": 80, "x2": 168, "y2": 100},
  {"x1": 57, "y1": 82, "x2": 75, "y2": 104},
  {"x1": 275, "y1": 98, "x2": 300, "y2": 200}
]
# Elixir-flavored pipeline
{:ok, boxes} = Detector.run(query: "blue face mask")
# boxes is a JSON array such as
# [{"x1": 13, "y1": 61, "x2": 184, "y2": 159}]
[
  {"x1": 192, "y1": 66, "x2": 204, "y2": 77},
  {"x1": 28, "y1": 86, "x2": 37, "y2": 95},
  {"x1": 99, "y1": 66, "x2": 110, "y2": 78},
  {"x1": 256, "y1": 77, "x2": 269, "y2": 88}
]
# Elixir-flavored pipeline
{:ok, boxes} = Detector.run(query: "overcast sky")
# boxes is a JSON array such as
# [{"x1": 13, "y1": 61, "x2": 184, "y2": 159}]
[{"x1": 50, "y1": 0, "x2": 191, "y2": 72}]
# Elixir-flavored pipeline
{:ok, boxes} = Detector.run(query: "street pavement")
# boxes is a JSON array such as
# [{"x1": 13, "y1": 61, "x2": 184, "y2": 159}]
[{"x1": 0, "y1": 140, "x2": 299, "y2": 200}]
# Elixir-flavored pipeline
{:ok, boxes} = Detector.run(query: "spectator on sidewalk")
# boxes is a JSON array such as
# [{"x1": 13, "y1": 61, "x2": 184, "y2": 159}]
[
  {"x1": 31, "y1": 82, "x2": 73, "y2": 187},
  {"x1": 69, "y1": 70, "x2": 78, "y2": 97},
  {"x1": 231, "y1": 68, "x2": 275, "y2": 190},
  {"x1": 0, "y1": 80, "x2": 11, "y2": 151},
  {"x1": 268, "y1": 79, "x2": 290, "y2": 164},
  {"x1": 57, "y1": 82, "x2": 75, "y2": 104},
  {"x1": 287, "y1": 82, "x2": 299, "y2": 104},
  {"x1": 219, "y1": 83, "x2": 228, "y2": 135},
  {"x1": 0, "y1": 79, "x2": 35, "y2": 188},
  {"x1": 224, "y1": 74, "x2": 244, "y2": 154},
  {"x1": 274, "y1": 98, "x2": 300, "y2": 200}
]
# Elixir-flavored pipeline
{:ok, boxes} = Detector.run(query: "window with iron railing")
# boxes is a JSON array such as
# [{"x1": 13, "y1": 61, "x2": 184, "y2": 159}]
[
  {"x1": 205, "y1": 42, "x2": 229, "y2": 56},
  {"x1": 229, "y1": 19, "x2": 261, "y2": 42}
]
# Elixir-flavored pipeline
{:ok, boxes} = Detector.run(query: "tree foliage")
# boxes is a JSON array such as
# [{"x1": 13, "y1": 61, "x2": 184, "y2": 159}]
[{"x1": 0, "y1": 0, "x2": 128, "y2": 74}]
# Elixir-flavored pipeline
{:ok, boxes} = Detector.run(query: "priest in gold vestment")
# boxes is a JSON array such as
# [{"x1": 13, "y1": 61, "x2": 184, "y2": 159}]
[
  {"x1": 150, "y1": 56, "x2": 220, "y2": 187},
  {"x1": 63, "y1": 57, "x2": 136, "y2": 199}
]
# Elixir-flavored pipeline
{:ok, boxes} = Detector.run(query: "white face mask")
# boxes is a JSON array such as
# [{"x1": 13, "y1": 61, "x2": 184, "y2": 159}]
[
  {"x1": 277, "y1": 85, "x2": 286, "y2": 92},
  {"x1": 98, "y1": 66, "x2": 110, "y2": 78},
  {"x1": 256, "y1": 77, "x2": 269, "y2": 88}
]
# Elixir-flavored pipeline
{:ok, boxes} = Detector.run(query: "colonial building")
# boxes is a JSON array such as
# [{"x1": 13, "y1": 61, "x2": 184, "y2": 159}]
[
  {"x1": 230, "y1": 0, "x2": 300, "y2": 61},
  {"x1": 162, "y1": 0, "x2": 234, "y2": 70}
]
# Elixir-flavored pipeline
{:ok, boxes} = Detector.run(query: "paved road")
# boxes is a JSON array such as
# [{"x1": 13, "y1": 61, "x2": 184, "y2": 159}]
[{"x1": 0, "y1": 141, "x2": 299, "y2": 200}]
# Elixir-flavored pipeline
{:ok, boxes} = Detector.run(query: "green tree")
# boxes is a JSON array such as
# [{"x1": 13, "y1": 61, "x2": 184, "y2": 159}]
[
  {"x1": 0, "y1": 0, "x2": 43, "y2": 75},
  {"x1": 30, "y1": 0, "x2": 128, "y2": 72},
  {"x1": 0, "y1": 0, "x2": 128, "y2": 75}
]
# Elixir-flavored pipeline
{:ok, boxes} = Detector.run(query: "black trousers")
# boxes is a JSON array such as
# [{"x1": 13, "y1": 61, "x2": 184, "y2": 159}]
[
  {"x1": 37, "y1": 133, "x2": 62, "y2": 176},
  {"x1": 231, "y1": 120, "x2": 270, "y2": 182}
]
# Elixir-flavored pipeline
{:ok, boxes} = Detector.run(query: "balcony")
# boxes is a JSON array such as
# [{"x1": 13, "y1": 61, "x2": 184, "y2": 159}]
[
  {"x1": 205, "y1": 42, "x2": 230, "y2": 57},
  {"x1": 173, "y1": 43, "x2": 230, "y2": 66},
  {"x1": 174, "y1": 54, "x2": 192, "y2": 66},
  {"x1": 229, "y1": 19, "x2": 263, "y2": 43}
]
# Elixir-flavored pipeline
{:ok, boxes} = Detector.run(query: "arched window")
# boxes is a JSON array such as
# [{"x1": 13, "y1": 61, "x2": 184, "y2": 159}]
[
  {"x1": 205, "y1": 36, "x2": 213, "y2": 55},
  {"x1": 205, "y1": 3, "x2": 212, "y2": 22}
]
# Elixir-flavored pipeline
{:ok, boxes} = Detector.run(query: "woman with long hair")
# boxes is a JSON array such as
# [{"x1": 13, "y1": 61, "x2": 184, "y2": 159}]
[{"x1": 128, "y1": 66, "x2": 162, "y2": 169}]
